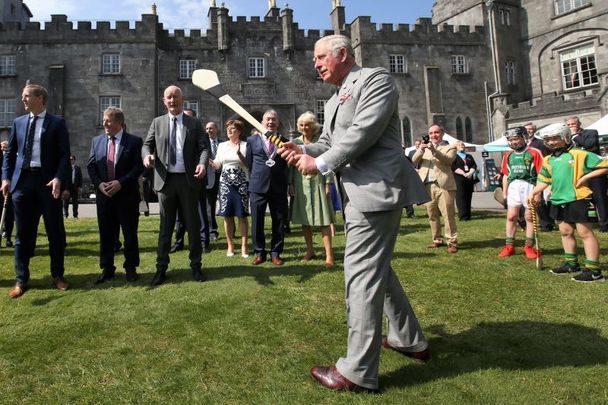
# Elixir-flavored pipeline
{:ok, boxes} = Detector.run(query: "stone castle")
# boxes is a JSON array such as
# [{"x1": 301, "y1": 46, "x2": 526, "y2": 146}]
[{"x1": 0, "y1": 0, "x2": 606, "y2": 181}]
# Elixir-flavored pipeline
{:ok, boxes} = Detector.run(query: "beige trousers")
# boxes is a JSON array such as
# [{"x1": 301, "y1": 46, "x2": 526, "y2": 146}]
[{"x1": 425, "y1": 183, "x2": 458, "y2": 246}]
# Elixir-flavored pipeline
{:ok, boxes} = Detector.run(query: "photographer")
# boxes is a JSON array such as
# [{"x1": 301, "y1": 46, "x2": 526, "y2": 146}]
[{"x1": 412, "y1": 124, "x2": 458, "y2": 253}]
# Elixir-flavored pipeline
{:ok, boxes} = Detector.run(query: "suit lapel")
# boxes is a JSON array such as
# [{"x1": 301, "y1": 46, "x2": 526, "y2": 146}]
[{"x1": 115, "y1": 133, "x2": 127, "y2": 165}]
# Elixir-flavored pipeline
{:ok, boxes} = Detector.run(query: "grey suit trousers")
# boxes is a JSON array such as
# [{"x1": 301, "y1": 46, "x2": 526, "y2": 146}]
[
  {"x1": 336, "y1": 203, "x2": 428, "y2": 390},
  {"x1": 156, "y1": 173, "x2": 202, "y2": 271}
]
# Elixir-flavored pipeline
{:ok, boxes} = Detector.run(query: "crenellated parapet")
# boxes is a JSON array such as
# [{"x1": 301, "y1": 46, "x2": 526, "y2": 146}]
[
  {"x1": 0, "y1": 14, "x2": 161, "y2": 44},
  {"x1": 507, "y1": 90, "x2": 601, "y2": 121},
  {"x1": 350, "y1": 16, "x2": 485, "y2": 47}
]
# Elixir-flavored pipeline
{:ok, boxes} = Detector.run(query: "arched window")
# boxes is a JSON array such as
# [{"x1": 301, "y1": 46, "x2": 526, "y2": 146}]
[
  {"x1": 465, "y1": 117, "x2": 473, "y2": 143},
  {"x1": 455, "y1": 117, "x2": 463, "y2": 140},
  {"x1": 402, "y1": 116, "x2": 412, "y2": 147}
]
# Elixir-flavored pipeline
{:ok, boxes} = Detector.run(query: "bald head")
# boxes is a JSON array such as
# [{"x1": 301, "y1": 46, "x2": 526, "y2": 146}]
[{"x1": 163, "y1": 85, "x2": 184, "y2": 116}]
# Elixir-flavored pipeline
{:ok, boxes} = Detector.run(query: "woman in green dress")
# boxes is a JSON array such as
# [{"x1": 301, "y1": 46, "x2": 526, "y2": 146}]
[{"x1": 289, "y1": 112, "x2": 335, "y2": 267}]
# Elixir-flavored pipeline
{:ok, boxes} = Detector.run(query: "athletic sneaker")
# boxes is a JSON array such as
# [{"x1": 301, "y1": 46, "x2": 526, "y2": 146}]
[
  {"x1": 523, "y1": 245, "x2": 540, "y2": 259},
  {"x1": 498, "y1": 245, "x2": 515, "y2": 257},
  {"x1": 572, "y1": 269, "x2": 605, "y2": 282},
  {"x1": 551, "y1": 262, "x2": 580, "y2": 274}
]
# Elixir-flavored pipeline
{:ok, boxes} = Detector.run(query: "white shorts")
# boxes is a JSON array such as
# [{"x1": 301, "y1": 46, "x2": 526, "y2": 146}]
[{"x1": 506, "y1": 179, "x2": 534, "y2": 208}]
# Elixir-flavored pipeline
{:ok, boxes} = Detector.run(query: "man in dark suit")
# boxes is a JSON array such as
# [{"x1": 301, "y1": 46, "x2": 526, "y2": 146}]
[
  {"x1": 170, "y1": 108, "x2": 210, "y2": 253},
  {"x1": 142, "y1": 85, "x2": 209, "y2": 286},
  {"x1": 1, "y1": 84, "x2": 70, "y2": 298},
  {"x1": 246, "y1": 109, "x2": 289, "y2": 266},
  {"x1": 87, "y1": 107, "x2": 143, "y2": 283},
  {"x1": 567, "y1": 115, "x2": 608, "y2": 231},
  {"x1": 524, "y1": 122, "x2": 554, "y2": 231},
  {"x1": 205, "y1": 121, "x2": 221, "y2": 241},
  {"x1": 63, "y1": 154, "x2": 83, "y2": 218}
]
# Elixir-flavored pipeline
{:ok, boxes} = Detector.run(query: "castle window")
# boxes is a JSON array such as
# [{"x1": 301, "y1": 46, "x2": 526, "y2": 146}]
[
  {"x1": 451, "y1": 55, "x2": 468, "y2": 74},
  {"x1": 316, "y1": 99, "x2": 327, "y2": 125},
  {"x1": 179, "y1": 59, "x2": 196, "y2": 79},
  {"x1": 560, "y1": 43, "x2": 598, "y2": 90},
  {"x1": 456, "y1": 117, "x2": 463, "y2": 139},
  {"x1": 102, "y1": 54, "x2": 120, "y2": 75},
  {"x1": 505, "y1": 60, "x2": 516, "y2": 85},
  {"x1": 0, "y1": 98, "x2": 16, "y2": 127},
  {"x1": 402, "y1": 116, "x2": 412, "y2": 147},
  {"x1": 0, "y1": 55, "x2": 17, "y2": 76},
  {"x1": 554, "y1": 0, "x2": 590, "y2": 15},
  {"x1": 499, "y1": 8, "x2": 511, "y2": 26},
  {"x1": 389, "y1": 55, "x2": 406, "y2": 74},
  {"x1": 248, "y1": 58, "x2": 265, "y2": 78},
  {"x1": 99, "y1": 96, "x2": 121, "y2": 124},
  {"x1": 184, "y1": 100, "x2": 199, "y2": 118},
  {"x1": 465, "y1": 117, "x2": 473, "y2": 143}
]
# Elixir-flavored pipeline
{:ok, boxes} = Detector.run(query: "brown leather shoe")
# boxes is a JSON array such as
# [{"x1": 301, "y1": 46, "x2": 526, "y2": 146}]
[
  {"x1": 310, "y1": 366, "x2": 376, "y2": 392},
  {"x1": 271, "y1": 256, "x2": 284, "y2": 266},
  {"x1": 447, "y1": 245, "x2": 458, "y2": 253},
  {"x1": 427, "y1": 242, "x2": 444, "y2": 249},
  {"x1": 53, "y1": 277, "x2": 69, "y2": 291},
  {"x1": 8, "y1": 283, "x2": 26, "y2": 299},
  {"x1": 252, "y1": 256, "x2": 266, "y2": 265},
  {"x1": 381, "y1": 335, "x2": 431, "y2": 363}
]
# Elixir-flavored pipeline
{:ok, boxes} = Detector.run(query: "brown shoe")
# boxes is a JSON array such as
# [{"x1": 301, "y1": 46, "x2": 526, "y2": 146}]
[
  {"x1": 271, "y1": 256, "x2": 284, "y2": 266},
  {"x1": 427, "y1": 242, "x2": 444, "y2": 249},
  {"x1": 53, "y1": 277, "x2": 69, "y2": 291},
  {"x1": 447, "y1": 245, "x2": 458, "y2": 253},
  {"x1": 252, "y1": 256, "x2": 266, "y2": 265},
  {"x1": 310, "y1": 366, "x2": 376, "y2": 392},
  {"x1": 381, "y1": 335, "x2": 431, "y2": 363},
  {"x1": 8, "y1": 283, "x2": 26, "y2": 299}
]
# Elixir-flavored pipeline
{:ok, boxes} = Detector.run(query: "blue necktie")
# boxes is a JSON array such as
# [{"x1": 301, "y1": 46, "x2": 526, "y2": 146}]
[
  {"x1": 23, "y1": 115, "x2": 38, "y2": 169},
  {"x1": 170, "y1": 117, "x2": 177, "y2": 165}
]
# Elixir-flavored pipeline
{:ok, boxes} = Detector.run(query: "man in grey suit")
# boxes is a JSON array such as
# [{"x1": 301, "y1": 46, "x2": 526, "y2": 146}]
[
  {"x1": 142, "y1": 85, "x2": 209, "y2": 285},
  {"x1": 279, "y1": 34, "x2": 430, "y2": 392}
]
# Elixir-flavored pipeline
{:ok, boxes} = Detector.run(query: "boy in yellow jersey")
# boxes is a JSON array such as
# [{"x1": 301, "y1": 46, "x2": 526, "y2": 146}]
[{"x1": 529, "y1": 123, "x2": 608, "y2": 282}]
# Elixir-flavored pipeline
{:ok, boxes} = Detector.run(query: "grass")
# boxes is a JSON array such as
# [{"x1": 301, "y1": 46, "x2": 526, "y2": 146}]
[{"x1": 1, "y1": 207, "x2": 608, "y2": 403}]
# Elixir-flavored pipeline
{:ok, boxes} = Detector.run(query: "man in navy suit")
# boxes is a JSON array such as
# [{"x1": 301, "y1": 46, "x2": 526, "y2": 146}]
[
  {"x1": 205, "y1": 121, "x2": 222, "y2": 241},
  {"x1": 1, "y1": 84, "x2": 71, "y2": 298},
  {"x1": 143, "y1": 85, "x2": 209, "y2": 286},
  {"x1": 87, "y1": 107, "x2": 143, "y2": 283},
  {"x1": 246, "y1": 109, "x2": 288, "y2": 265}
]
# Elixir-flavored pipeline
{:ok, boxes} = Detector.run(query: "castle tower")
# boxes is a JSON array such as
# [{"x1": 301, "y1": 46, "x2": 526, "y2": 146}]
[{"x1": 0, "y1": 0, "x2": 32, "y2": 25}]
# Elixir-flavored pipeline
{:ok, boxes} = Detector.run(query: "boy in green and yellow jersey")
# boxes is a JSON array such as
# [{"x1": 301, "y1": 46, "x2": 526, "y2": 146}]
[{"x1": 529, "y1": 123, "x2": 608, "y2": 282}]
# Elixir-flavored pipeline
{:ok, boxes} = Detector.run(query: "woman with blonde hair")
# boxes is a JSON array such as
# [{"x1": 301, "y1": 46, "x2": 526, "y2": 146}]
[
  {"x1": 289, "y1": 112, "x2": 335, "y2": 267},
  {"x1": 210, "y1": 119, "x2": 250, "y2": 257}
]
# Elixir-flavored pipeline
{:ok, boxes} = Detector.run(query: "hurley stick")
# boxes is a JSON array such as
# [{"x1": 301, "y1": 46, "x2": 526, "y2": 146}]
[
  {"x1": 191, "y1": 69, "x2": 288, "y2": 148},
  {"x1": 528, "y1": 199, "x2": 542, "y2": 270}
]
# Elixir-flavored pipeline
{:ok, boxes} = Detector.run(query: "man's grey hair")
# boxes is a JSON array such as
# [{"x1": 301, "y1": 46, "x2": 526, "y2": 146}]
[{"x1": 316, "y1": 34, "x2": 355, "y2": 58}]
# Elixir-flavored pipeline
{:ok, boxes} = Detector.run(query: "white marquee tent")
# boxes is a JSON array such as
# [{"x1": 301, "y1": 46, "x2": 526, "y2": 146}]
[{"x1": 588, "y1": 114, "x2": 608, "y2": 134}]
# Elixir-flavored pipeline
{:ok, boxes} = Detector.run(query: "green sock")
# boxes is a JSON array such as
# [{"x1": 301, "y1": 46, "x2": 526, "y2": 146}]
[
  {"x1": 584, "y1": 259, "x2": 601, "y2": 275},
  {"x1": 525, "y1": 237, "x2": 534, "y2": 247},
  {"x1": 563, "y1": 252, "x2": 578, "y2": 266},
  {"x1": 505, "y1": 237, "x2": 514, "y2": 246}
]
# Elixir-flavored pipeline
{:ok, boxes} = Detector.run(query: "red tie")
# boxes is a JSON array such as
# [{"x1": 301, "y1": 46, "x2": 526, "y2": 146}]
[{"x1": 107, "y1": 136, "x2": 116, "y2": 180}]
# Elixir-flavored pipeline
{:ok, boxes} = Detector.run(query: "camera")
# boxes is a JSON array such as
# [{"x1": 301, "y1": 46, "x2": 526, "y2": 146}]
[{"x1": 422, "y1": 135, "x2": 430, "y2": 144}]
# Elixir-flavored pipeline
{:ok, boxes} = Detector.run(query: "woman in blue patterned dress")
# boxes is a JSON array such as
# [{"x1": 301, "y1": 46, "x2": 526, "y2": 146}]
[{"x1": 210, "y1": 120, "x2": 249, "y2": 258}]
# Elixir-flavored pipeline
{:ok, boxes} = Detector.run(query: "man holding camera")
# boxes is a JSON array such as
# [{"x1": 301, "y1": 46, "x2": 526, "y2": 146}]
[{"x1": 412, "y1": 124, "x2": 458, "y2": 253}]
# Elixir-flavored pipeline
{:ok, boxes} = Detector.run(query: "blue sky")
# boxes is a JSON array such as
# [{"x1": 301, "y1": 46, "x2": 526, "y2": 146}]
[{"x1": 24, "y1": 0, "x2": 435, "y2": 30}]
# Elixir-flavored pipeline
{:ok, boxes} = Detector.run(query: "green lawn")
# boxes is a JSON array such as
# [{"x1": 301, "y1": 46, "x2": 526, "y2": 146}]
[{"x1": 1, "y1": 209, "x2": 607, "y2": 403}]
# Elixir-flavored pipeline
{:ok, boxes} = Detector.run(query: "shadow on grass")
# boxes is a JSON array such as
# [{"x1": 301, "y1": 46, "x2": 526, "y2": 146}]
[
  {"x1": 0, "y1": 262, "x2": 341, "y2": 295},
  {"x1": 382, "y1": 321, "x2": 608, "y2": 389}
]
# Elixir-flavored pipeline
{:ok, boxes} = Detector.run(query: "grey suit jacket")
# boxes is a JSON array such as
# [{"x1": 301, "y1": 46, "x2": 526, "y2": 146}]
[
  {"x1": 142, "y1": 113, "x2": 209, "y2": 192},
  {"x1": 305, "y1": 65, "x2": 428, "y2": 212}
]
